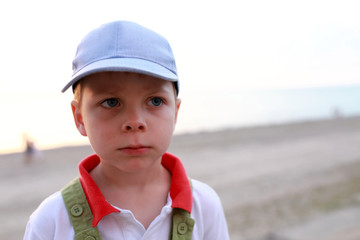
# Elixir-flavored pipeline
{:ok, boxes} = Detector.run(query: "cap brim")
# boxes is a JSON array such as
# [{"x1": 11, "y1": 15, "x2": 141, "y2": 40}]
[{"x1": 62, "y1": 58, "x2": 178, "y2": 93}]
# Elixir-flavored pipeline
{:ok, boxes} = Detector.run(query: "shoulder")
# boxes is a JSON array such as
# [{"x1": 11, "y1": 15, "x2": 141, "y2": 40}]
[
  {"x1": 24, "y1": 191, "x2": 73, "y2": 240},
  {"x1": 190, "y1": 179, "x2": 230, "y2": 240},
  {"x1": 28, "y1": 191, "x2": 66, "y2": 226},
  {"x1": 191, "y1": 179, "x2": 223, "y2": 210}
]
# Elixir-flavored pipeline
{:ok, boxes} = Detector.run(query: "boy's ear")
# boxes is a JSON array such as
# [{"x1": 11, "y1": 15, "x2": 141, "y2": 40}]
[
  {"x1": 174, "y1": 98, "x2": 181, "y2": 124},
  {"x1": 71, "y1": 100, "x2": 87, "y2": 136}
]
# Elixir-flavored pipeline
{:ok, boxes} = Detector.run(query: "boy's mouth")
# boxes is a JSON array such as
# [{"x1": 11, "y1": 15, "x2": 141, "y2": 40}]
[{"x1": 118, "y1": 145, "x2": 151, "y2": 155}]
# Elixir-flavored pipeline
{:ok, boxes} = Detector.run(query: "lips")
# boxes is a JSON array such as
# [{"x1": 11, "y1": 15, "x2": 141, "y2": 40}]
[{"x1": 118, "y1": 145, "x2": 151, "y2": 155}]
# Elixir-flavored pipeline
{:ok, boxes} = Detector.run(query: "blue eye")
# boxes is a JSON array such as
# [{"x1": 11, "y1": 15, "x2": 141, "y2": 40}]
[
  {"x1": 149, "y1": 97, "x2": 163, "y2": 107},
  {"x1": 101, "y1": 98, "x2": 120, "y2": 108}
]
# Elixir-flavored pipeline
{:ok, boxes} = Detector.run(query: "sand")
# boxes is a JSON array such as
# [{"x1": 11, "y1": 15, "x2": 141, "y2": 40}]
[{"x1": 1, "y1": 116, "x2": 360, "y2": 240}]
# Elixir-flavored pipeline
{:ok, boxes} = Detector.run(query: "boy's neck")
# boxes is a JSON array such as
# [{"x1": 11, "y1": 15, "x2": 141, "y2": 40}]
[{"x1": 90, "y1": 159, "x2": 171, "y2": 190}]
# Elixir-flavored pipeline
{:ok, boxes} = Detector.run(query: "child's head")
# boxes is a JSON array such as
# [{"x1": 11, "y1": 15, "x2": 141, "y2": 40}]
[
  {"x1": 62, "y1": 21, "x2": 179, "y2": 95},
  {"x1": 63, "y1": 21, "x2": 181, "y2": 167}
]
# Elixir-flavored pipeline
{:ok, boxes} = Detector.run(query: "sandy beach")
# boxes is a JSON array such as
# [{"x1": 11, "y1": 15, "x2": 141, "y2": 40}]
[{"x1": 1, "y1": 116, "x2": 360, "y2": 240}]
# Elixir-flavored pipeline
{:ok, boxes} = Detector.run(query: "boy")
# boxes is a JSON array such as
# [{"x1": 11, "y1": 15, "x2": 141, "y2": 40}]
[{"x1": 24, "y1": 21, "x2": 229, "y2": 239}]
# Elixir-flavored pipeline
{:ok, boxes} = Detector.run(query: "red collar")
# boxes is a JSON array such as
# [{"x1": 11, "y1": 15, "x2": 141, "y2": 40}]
[{"x1": 78, "y1": 153, "x2": 193, "y2": 227}]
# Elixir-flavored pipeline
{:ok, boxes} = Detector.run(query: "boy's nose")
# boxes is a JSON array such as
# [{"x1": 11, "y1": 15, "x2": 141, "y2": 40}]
[
  {"x1": 122, "y1": 121, "x2": 146, "y2": 132},
  {"x1": 121, "y1": 109, "x2": 147, "y2": 132}
]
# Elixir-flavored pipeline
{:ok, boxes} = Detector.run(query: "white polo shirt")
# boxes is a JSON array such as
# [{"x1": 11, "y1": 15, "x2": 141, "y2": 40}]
[{"x1": 24, "y1": 153, "x2": 229, "y2": 240}]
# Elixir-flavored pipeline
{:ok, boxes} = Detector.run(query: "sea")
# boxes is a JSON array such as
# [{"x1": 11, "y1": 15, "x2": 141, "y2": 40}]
[{"x1": 176, "y1": 84, "x2": 360, "y2": 133}]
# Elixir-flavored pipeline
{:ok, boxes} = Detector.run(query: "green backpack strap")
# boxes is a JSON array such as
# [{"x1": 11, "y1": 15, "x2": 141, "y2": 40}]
[
  {"x1": 170, "y1": 208, "x2": 195, "y2": 240},
  {"x1": 61, "y1": 177, "x2": 195, "y2": 240},
  {"x1": 169, "y1": 177, "x2": 195, "y2": 240},
  {"x1": 61, "y1": 177, "x2": 101, "y2": 240}
]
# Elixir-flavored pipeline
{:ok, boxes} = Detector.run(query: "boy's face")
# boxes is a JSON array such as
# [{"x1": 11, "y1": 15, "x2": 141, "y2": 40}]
[{"x1": 71, "y1": 72, "x2": 181, "y2": 172}]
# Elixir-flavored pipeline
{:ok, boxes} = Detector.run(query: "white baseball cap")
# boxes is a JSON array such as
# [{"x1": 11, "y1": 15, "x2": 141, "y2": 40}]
[{"x1": 62, "y1": 21, "x2": 179, "y2": 94}]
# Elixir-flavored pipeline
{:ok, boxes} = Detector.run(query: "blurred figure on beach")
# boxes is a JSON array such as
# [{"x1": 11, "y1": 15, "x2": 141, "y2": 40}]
[{"x1": 23, "y1": 134, "x2": 41, "y2": 164}]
